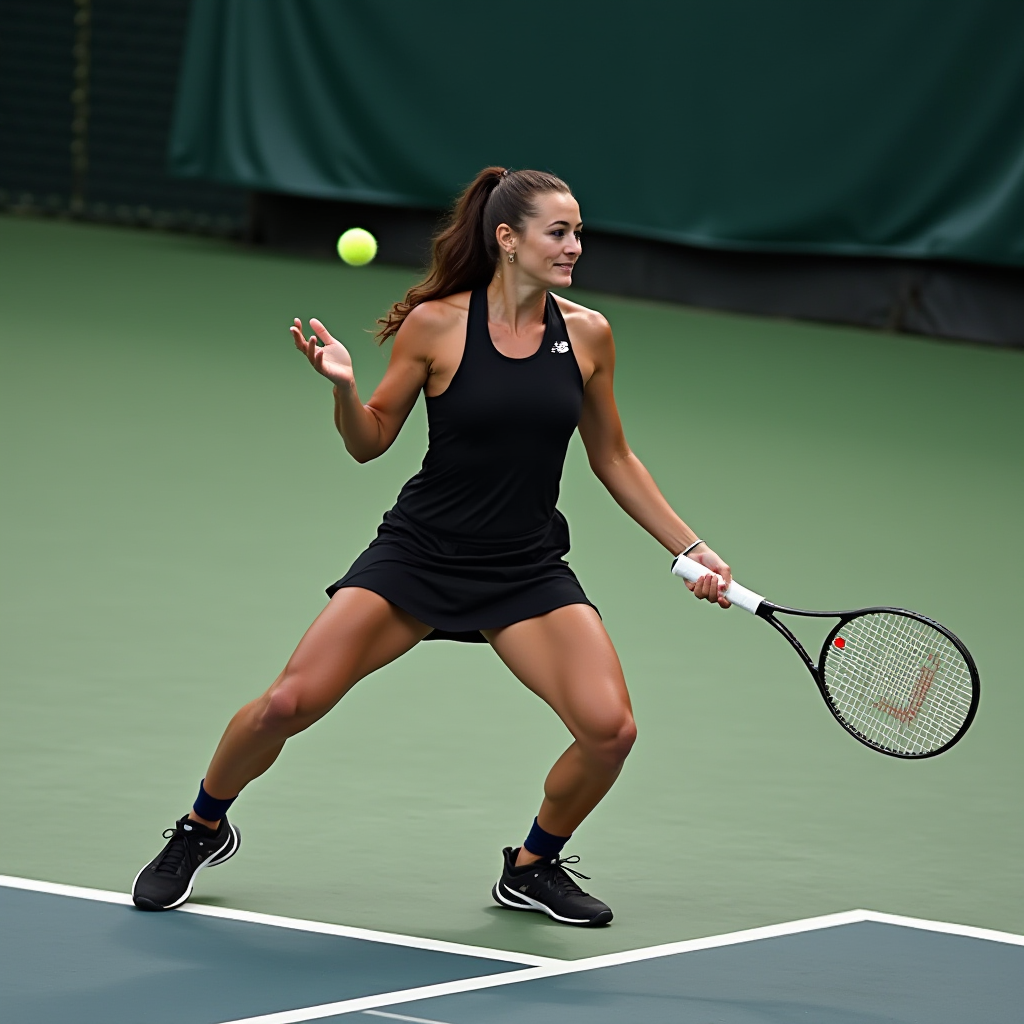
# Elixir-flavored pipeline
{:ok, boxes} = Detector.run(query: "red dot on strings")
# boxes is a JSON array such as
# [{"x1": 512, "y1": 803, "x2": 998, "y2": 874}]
[{"x1": 833, "y1": 637, "x2": 846, "y2": 649}]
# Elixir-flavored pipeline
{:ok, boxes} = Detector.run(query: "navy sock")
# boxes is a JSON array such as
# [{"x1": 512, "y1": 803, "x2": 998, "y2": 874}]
[
  {"x1": 522, "y1": 817, "x2": 570, "y2": 860},
  {"x1": 192, "y1": 779, "x2": 236, "y2": 823}
]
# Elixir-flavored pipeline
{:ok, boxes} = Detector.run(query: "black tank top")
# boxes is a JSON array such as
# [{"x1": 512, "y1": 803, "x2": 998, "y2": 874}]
[{"x1": 392, "y1": 287, "x2": 584, "y2": 538}]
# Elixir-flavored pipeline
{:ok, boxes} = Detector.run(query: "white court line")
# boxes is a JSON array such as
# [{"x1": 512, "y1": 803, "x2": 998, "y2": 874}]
[
  {"x1": 211, "y1": 908, "x2": 1024, "y2": 1023},
  {"x1": 211, "y1": 913, "x2": 870, "y2": 1023},
  {"x1": 859, "y1": 909, "x2": 1024, "y2": 948},
  {"x1": 0, "y1": 874, "x2": 556, "y2": 967},
  {"x1": 363, "y1": 1011, "x2": 455, "y2": 1023},
  {"x1": 5, "y1": 874, "x2": 1023, "y2": 1024},
  {"x1": 207, "y1": 967, "x2": 554, "y2": 1024}
]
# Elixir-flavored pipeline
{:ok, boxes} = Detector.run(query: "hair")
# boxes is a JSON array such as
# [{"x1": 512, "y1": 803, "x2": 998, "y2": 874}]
[{"x1": 376, "y1": 166, "x2": 573, "y2": 342}]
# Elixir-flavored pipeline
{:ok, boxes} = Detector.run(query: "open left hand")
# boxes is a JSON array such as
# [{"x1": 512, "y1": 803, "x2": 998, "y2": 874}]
[
  {"x1": 683, "y1": 545, "x2": 732, "y2": 608},
  {"x1": 290, "y1": 317, "x2": 354, "y2": 389}
]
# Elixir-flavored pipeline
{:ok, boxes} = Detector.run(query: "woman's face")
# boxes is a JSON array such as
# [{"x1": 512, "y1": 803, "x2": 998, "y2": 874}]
[{"x1": 509, "y1": 191, "x2": 583, "y2": 288}]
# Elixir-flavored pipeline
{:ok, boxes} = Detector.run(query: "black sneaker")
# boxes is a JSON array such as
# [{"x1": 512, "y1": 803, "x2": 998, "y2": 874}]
[
  {"x1": 491, "y1": 846, "x2": 613, "y2": 926},
  {"x1": 131, "y1": 815, "x2": 240, "y2": 911}
]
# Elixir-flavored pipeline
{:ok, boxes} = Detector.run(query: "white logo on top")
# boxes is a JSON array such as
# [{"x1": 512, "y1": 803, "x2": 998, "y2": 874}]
[{"x1": 551, "y1": 341, "x2": 569, "y2": 354}]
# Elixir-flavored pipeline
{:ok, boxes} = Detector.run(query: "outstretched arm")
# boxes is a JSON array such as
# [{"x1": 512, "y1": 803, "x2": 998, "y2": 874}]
[
  {"x1": 576, "y1": 316, "x2": 732, "y2": 607},
  {"x1": 290, "y1": 316, "x2": 429, "y2": 463}
]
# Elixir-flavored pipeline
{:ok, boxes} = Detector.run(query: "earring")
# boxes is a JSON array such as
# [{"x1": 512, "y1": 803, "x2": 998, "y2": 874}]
[{"x1": 508, "y1": 250, "x2": 516, "y2": 264}]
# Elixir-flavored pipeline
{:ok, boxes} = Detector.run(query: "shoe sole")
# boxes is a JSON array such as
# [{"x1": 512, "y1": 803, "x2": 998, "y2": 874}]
[
  {"x1": 131, "y1": 823, "x2": 242, "y2": 912},
  {"x1": 491, "y1": 881, "x2": 613, "y2": 927}
]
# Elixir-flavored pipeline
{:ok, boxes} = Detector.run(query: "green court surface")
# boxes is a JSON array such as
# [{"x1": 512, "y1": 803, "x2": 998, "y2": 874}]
[{"x1": 1, "y1": 216, "x2": 1021, "y2": 961}]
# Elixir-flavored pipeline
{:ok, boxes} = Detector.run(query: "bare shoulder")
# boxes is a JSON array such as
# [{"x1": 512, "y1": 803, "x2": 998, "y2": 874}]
[
  {"x1": 552, "y1": 294, "x2": 613, "y2": 347},
  {"x1": 397, "y1": 292, "x2": 471, "y2": 346},
  {"x1": 553, "y1": 295, "x2": 613, "y2": 382},
  {"x1": 391, "y1": 292, "x2": 470, "y2": 392}
]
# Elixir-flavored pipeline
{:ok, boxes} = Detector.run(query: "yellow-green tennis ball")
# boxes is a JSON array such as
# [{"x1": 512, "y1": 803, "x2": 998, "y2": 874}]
[{"x1": 337, "y1": 227, "x2": 377, "y2": 266}]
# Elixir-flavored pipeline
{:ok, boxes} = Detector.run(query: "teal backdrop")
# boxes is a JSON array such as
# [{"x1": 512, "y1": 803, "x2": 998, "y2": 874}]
[{"x1": 169, "y1": 0, "x2": 1024, "y2": 268}]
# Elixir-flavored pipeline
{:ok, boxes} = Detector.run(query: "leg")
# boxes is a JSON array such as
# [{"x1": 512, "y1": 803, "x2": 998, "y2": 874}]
[
  {"x1": 195, "y1": 587, "x2": 431, "y2": 822},
  {"x1": 483, "y1": 604, "x2": 636, "y2": 863},
  {"x1": 133, "y1": 587, "x2": 429, "y2": 911}
]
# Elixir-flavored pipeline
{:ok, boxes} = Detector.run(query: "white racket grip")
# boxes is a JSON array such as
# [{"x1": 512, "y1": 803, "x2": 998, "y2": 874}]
[{"x1": 671, "y1": 554, "x2": 765, "y2": 615}]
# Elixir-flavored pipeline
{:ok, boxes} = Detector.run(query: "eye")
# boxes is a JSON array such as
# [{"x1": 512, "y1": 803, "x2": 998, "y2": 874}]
[
  {"x1": 574, "y1": 231, "x2": 582, "y2": 241},
  {"x1": 551, "y1": 229, "x2": 566, "y2": 237}
]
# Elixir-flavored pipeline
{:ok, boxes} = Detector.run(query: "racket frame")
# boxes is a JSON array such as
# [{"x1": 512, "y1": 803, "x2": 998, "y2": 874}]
[
  {"x1": 670, "y1": 554, "x2": 980, "y2": 758},
  {"x1": 756, "y1": 600, "x2": 980, "y2": 758}
]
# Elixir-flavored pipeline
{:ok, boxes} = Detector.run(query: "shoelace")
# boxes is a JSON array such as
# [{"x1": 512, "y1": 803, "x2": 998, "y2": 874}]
[
  {"x1": 153, "y1": 824, "x2": 191, "y2": 875},
  {"x1": 551, "y1": 854, "x2": 591, "y2": 881},
  {"x1": 542, "y1": 854, "x2": 591, "y2": 895}
]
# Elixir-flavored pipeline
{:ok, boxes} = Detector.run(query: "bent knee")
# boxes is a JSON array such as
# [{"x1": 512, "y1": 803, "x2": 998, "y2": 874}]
[
  {"x1": 613, "y1": 714, "x2": 638, "y2": 762},
  {"x1": 583, "y1": 711, "x2": 637, "y2": 768},
  {"x1": 255, "y1": 677, "x2": 330, "y2": 735}
]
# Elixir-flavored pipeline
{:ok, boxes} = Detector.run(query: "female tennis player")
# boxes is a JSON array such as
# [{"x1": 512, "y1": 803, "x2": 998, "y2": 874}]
[{"x1": 131, "y1": 167, "x2": 732, "y2": 927}]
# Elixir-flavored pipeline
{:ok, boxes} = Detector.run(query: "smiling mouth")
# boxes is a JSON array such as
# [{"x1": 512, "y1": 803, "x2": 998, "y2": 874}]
[{"x1": 554, "y1": 262, "x2": 575, "y2": 271}]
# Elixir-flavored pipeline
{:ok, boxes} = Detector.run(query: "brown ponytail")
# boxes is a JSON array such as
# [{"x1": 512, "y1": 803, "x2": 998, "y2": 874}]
[{"x1": 376, "y1": 166, "x2": 572, "y2": 342}]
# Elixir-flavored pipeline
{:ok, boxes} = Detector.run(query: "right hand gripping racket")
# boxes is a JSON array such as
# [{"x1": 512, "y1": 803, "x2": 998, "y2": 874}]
[{"x1": 671, "y1": 555, "x2": 980, "y2": 758}]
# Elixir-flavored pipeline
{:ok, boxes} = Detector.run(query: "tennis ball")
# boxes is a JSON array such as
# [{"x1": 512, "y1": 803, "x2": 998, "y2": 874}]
[{"x1": 337, "y1": 227, "x2": 377, "y2": 266}]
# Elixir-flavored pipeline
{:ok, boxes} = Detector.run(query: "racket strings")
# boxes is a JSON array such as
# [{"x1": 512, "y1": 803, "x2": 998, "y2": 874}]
[{"x1": 822, "y1": 612, "x2": 973, "y2": 755}]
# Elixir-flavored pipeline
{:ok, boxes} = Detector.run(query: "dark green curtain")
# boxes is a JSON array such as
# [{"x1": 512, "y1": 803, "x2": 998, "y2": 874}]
[{"x1": 169, "y1": 0, "x2": 1024, "y2": 268}]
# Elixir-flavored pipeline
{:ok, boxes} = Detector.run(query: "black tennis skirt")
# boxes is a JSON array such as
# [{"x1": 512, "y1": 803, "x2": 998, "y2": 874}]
[{"x1": 326, "y1": 507, "x2": 597, "y2": 643}]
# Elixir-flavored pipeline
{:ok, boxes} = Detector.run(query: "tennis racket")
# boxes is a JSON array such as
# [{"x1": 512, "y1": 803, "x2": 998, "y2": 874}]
[{"x1": 671, "y1": 554, "x2": 980, "y2": 758}]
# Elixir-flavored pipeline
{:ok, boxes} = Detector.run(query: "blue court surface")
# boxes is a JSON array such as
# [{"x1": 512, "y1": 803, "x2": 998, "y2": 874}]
[{"x1": 3, "y1": 876, "x2": 1022, "y2": 1023}]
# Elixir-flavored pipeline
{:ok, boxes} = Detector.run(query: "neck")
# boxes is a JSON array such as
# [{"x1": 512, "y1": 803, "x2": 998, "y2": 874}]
[{"x1": 486, "y1": 271, "x2": 546, "y2": 335}]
